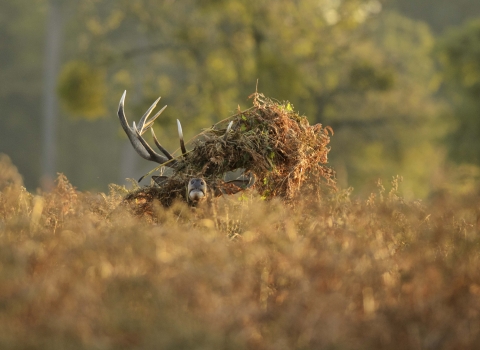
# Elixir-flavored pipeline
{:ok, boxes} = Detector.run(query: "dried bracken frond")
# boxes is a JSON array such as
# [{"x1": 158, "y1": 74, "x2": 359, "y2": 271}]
[{"x1": 2, "y1": 155, "x2": 480, "y2": 350}]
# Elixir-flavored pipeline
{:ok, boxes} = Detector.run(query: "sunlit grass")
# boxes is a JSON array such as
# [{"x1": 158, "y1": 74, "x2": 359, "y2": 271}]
[{"x1": 1, "y1": 158, "x2": 480, "y2": 349}]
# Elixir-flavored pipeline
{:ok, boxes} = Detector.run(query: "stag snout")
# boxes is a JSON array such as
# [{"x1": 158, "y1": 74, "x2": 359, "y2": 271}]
[{"x1": 188, "y1": 178, "x2": 207, "y2": 203}]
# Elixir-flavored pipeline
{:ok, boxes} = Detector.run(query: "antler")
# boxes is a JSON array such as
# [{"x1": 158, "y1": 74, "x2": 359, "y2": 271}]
[{"x1": 118, "y1": 91, "x2": 177, "y2": 166}]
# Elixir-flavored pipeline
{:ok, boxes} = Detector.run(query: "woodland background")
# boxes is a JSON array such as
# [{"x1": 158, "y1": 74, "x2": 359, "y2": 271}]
[{"x1": 2, "y1": 0, "x2": 480, "y2": 197}]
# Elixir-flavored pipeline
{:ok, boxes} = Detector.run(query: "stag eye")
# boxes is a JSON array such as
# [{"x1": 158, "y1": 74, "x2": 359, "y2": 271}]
[
  {"x1": 191, "y1": 180, "x2": 195, "y2": 184},
  {"x1": 201, "y1": 181, "x2": 204, "y2": 185}
]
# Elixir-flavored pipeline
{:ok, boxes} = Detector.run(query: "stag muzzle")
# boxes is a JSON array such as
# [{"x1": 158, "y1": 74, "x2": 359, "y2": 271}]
[{"x1": 188, "y1": 178, "x2": 207, "y2": 202}]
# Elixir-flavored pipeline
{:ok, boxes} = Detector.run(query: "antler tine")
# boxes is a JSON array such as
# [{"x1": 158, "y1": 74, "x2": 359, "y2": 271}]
[
  {"x1": 151, "y1": 128, "x2": 174, "y2": 160},
  {"x1": 227, "y1": 171, "x2": 256, "y2": 188},
  {"x1": 118, "y1": 91, "x2": 151, "y2": 160},
  {"x1": 118, "y1": 91, "x2": 131, "y2": 132},
  {"x1": 142, "y1": 105, "x2": 167, "y2": 133},
  {"x1": 137, "y1": 96, "x2": 161, "y2": 135},
  {"x1": 177, "y1": 119, "x2": 187, "y2": 156},
  {"x1": 118, "y1": 91, "x2": 172, "y2": 165}
]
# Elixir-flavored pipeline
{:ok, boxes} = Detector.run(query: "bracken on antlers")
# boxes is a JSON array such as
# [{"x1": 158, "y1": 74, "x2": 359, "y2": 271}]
[{"x1": 120, "y1": 91, "x2": 336, "y2": 212}]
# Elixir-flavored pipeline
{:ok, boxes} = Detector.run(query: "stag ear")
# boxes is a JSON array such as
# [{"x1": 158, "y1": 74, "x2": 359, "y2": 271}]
[
  {"x1": 152, "y1": 175, "x2": 169, "y2": 186},
  {"x1": 225, "y1": 172, "x2": 256, "y2": 189},
  {"x1": 212, "y1": 172, "x2": 256, "y2": 197}
]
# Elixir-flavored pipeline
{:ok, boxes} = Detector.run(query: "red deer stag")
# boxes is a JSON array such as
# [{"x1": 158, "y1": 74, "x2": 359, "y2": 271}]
[{"x1": 118, "y1": 91, "x2": 255, "y2": 205}]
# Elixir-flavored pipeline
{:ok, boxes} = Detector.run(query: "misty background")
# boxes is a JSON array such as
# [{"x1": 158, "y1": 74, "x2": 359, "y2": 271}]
[{"x1": 2, "y1": 0, "x2": 480, "y2": 198}]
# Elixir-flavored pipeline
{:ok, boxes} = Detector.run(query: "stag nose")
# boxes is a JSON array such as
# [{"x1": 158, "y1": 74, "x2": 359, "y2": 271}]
[{"x1": 190, "y1": 178, "x2": 205, "y2": 188}]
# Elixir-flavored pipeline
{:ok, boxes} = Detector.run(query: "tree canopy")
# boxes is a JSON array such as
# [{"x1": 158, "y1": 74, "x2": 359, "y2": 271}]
[{"x1": 438, "y1": 19, "x2": 480, "y2": 165}]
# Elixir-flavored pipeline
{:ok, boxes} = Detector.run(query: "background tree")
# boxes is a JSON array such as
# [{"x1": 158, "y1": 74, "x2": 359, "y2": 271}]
[
  {"x1": 323, "y1": 12, "x2": 447, "y2": 197},
  {"x1": 0, "y1": 0, "x2": 46, "y2": 189},
  {"x1": 437, "y1": 19, "x2": 480, "y2": 165},
  {"x1": 59, "y1": 0, "x2": 445, "y2": 197},
  {"x1": 58, "y1": 0, "x2": 398, "y2": 191},
  {"x1": 42, "y1": 0, "x2": 66, "y2": 189}
]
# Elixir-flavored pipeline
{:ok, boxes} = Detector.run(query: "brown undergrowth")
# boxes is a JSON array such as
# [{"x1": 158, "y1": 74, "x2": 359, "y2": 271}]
[
  {"x1": 124, "y1": 93, "x2": 335, "y2": 209},
  {"x1": 1, "y1": 157, "x2": 480, "y2": 349}
]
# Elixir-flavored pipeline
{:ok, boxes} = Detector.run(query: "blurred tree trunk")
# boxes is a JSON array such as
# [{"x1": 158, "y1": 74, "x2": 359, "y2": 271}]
[{"x1": 41, "y1": 0, "x2": 64, "y2": 190}]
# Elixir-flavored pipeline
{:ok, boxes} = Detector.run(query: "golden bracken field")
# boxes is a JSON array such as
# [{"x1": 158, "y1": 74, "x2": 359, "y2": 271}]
[{"x1": 1, "y1": 154, "x2": 480, "y2": 349}]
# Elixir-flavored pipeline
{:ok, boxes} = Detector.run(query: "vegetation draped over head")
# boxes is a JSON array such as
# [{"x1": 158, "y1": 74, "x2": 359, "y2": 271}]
[{"x1": 125, "y1": 93, "x2": 336, "y2": 210}]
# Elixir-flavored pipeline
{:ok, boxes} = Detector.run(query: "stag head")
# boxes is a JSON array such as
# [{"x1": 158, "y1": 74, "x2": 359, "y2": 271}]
[{"x1": 118, "y1": 91, "x2": 254, "y2": 205}]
